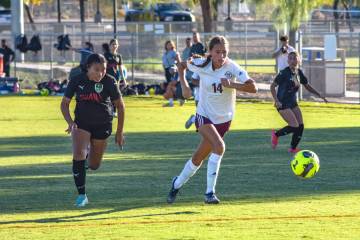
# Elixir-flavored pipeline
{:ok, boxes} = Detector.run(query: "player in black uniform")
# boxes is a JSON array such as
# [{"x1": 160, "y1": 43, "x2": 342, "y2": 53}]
[
  {"x1": 270, "y1": 51, "x2": 327, "y2": 153},
  {"x1": 60, "y1": 53, "x2": 125, "y2": 207},
  {"x1": 104, "y1": 39, "x2": 126, "y2": 89}
]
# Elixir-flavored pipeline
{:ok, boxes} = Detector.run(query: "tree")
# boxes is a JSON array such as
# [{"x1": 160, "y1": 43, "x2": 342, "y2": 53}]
[
  {"x1": 199, "y1": 0, "x2": 213, "y2": 32},
  {"x1": 190, "y1": 0, "x2": 216, "y2": 32},
  {"x1": 252, "y1": 0, "x2": 332, "y2": 47},
  {"x1": 0, "y1": 0, "x2": 11, "y2": 8}
]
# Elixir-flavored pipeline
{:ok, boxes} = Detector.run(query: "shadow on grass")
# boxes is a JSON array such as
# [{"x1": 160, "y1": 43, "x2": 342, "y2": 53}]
[{"x1": 0, "y1": 127, "x2": 359, "y2": 224}]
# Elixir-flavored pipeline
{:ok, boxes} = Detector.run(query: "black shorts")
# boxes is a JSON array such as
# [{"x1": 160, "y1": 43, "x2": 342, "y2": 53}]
[
  {"x1": 277, "y1": 101, "x2": 298, "y2": 111},
  {"x1": 75, "y1": 120, "x2": 112, "y2": 140}
]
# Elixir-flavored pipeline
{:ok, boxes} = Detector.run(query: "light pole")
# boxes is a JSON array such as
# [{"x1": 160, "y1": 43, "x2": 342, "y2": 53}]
[
  {"x1": 94, "y1": 0, "x2": 102, "y2": 23},
  {"x1": 57, "y1": 0, "x2": 61, "y2": 23},
  {"x1": 113, "y1": 0, "x2": 117, "y2": 38}
]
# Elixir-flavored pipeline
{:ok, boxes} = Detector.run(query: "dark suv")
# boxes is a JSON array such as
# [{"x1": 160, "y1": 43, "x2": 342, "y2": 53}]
[{"x1": 125, "y1": 3, "x2": 195, "y2": 22}]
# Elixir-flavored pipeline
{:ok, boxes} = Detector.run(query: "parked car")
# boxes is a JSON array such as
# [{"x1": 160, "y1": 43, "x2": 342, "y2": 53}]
[
  {"x1": 0, "y1": 9, "x2": 11, "y2": 23},
  {"x1": 125, "y1": 3, "x2": 195, "y2": 22},
  {"x1": 0, "y1": 9, "x2": 11, "y2": 32}
]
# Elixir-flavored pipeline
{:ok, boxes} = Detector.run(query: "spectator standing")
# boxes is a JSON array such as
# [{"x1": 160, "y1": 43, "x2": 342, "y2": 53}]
[
  {"x1": 0, "y1": 39, "x2": 15, "y2": 77},
  {"x1": 272, "y1": 35, "x2": 295, "y2": 72},
  {"x1": 190, "y1": 32, "x2": 206, "y2": 56}
]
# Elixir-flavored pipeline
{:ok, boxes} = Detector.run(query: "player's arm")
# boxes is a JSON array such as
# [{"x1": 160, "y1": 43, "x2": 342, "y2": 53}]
[
  {"x1": 113, "y1": 96, "x2": 125, "y2": 148},
  {"x1": 272, "y1": 47, "x2": 282, "y2": 58},
  {"x1": 118, "y1": 55, "x2": 127, "y2": 86},
  {"x1": 303, "y1": 84, "x2": 328, "y2": 103},
  {"x1": 175, "y1": 51, "x2": 181, "y2": 64},
  {"x1": 221, "y1": 64, "x2": 257, "y2": 93},
  {"x1": 177, "y1": 62, "x2": 192, "y2": 99},
  {"x1": 60, "y1": 97, "x2": 77, "y2": 133},
  {"x1": 270, "y1": 79, "x2": 282, "y2": 108},
  {"x1": 223, "y1": 79, "x2": 257, "y2": 93},
  {"x1": 10, "y1": 49, "x2": 15, "y2": 62}
]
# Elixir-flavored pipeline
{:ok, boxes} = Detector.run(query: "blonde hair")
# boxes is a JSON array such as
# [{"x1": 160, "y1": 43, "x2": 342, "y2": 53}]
[{"x1": 164, "y1": 40, "x2": 176, "y2": 51}]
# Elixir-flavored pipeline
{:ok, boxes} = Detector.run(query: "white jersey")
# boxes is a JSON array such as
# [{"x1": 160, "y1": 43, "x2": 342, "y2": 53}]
[
  {"x1": 187, "y1": 58, "x2": 250, "y2": 124},
  {"x1": 276, "y1": 45, "x2": 295, "y2": 72}
]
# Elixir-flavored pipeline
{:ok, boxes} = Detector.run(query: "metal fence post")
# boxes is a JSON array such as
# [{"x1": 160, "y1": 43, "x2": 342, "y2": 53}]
[
  {"x1": 244, "y1": 23, "x2": 248, "y2": 70},
  {"x1": 131, "y1": 33, "x2": 135, "y2": 85},
  {"x1": 50, "y1": 35, "x2": 54, "y2": 80}
]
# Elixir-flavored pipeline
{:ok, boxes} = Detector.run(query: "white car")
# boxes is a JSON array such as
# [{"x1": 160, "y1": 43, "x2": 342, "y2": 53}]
[{"x1": 0, "y1": 9, "x2": 11, "y2": 32}]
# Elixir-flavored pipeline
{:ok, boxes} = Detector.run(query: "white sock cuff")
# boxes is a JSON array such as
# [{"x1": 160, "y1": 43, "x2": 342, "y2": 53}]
[
  {"x1": 208, "y1": 153, "x2": 223, "y2": 164},
  {"x1": 188, "y1": 159, "x2": 199, "y2": 171}
]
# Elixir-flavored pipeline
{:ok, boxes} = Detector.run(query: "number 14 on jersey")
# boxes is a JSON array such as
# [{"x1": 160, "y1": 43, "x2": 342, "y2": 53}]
[{"x1": 212, "y1": 83, "x2": 223, "y2": 93}]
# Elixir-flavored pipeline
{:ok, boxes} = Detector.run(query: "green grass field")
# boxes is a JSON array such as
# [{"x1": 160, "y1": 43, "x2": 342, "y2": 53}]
[{"x1": 0, "y1": 96, "x2": 360, "y2": 239}]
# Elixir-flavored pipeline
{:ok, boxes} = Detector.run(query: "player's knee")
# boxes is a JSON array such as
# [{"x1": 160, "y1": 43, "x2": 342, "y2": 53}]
[
  {"x1": 73, "y1": 149, "x2": 87, "y2": 160},
  {"x1": 213, "y1": 141, "x2": 225, "y2": 155}
]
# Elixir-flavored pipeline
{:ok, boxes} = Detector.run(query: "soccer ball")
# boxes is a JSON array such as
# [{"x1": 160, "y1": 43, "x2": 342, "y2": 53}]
[
  {"x1": 290, "y1": 150, "x2": 320, "y2": 179},
  {"x1": 40, "y1": 88, "x2": 49, "y2": 96}
]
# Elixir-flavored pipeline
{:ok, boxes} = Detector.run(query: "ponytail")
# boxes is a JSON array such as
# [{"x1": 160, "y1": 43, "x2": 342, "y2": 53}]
[{"x1": 190, "y1": 55, "x2": 212, "y2": 68}]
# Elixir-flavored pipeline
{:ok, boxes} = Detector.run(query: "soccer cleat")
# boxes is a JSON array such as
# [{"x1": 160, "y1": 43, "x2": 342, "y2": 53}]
[
  {"x1": 75, "y1": 194, "x2": 88, "y2": 207},
  {"x1": 271, "y1": 130, "x2": 279, "y2": 149},
  {"x1": 185, "y1": 114, "x2": 195, "y2": 129},
  {"x1": 167, "y1": 177, "x2": 180, "y2": 204},
  {"x1": 179, "y1": 99, "x2": 186, "y2": 106},
  {"x1": 163, "y1": 102, "x2": 174, "y2": 107},
  {"x1": 204, "y1": 192, "x2": 220, "y2": 204},
  {"x1": 288, "y1": 148, "x2": 301, "y2": 154}
]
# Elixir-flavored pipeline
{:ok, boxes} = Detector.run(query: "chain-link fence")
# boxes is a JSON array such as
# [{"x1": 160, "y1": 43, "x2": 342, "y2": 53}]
[{"x1": 1, "y1": 21, "x2": 359, "y2": 103}]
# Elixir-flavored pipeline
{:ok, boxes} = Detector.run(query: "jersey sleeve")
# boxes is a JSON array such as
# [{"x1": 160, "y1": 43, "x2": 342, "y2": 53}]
[
  {"x1": 108, "y1": 77, "x2": 121, "y2": 101},
  {"x1": 274, "y1": 71, "x2": 285, "y2": 85},
  {"x1": 298, "y1": 69, "x2": 308, "y2": 85},
  {"x1": 231, "y1": 61, "x2": 250, "y2": 84},
  {"x1": 64, "y1": 77, "x2": 79, "y2": 99},
  {"x1": 187, "y1": 57, "x2": 206, "y2": 73}
]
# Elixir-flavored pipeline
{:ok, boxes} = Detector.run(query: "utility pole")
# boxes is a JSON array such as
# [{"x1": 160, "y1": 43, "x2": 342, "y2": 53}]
[
  {"x1": 11, "y1": 0, "x2": 24, "y2": 64},
  {"x1": 80, "y1": 0, "x2": 85, "y2": 44},
  {"x1": 113, "y1": 0, "x2": 117, "y2": 38},
  {"x1": 94, "y1": 0, "x2": 102, "y2": 23},
  {"x1": 57, "y1": 0, "x2": 61, "y2": 23}
]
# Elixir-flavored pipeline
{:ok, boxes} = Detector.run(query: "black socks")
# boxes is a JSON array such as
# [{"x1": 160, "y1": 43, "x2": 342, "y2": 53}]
[
  {"x1": 291, "y1": 124, "x2": 304, "y2": 149},
  {"x1": 276, "y1": 124, "x2": 304, "y2": 149},
  {"x1": 275, "y1": 126, "x2": 297, "y2": 137},
  {"x1": 73, "y1": 160, "x2": 86, "y2": 195}
]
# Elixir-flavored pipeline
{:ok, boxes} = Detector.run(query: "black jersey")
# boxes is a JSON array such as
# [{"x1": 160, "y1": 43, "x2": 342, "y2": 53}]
[
  {"x1": 190, "y1": 42, "x2": 206, "y2": 56},
  {"x1": 274, "y1": 67, "x2": 308, "y2": 104},
  {"x1": 104, "y1": 52, "x2": 123, "y2": 81},
  {"x1": 65, "y1": 72, "x2": 121, "y2": 124}
]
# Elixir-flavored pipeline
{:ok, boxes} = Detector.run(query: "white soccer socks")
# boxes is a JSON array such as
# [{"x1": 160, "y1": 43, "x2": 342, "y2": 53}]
[
  {"x1": 206, "y1": 153, "x2": 223, "y2": 194},
  {"x1": 174, "y1": 159, "x2": 200, "y2": 189}
]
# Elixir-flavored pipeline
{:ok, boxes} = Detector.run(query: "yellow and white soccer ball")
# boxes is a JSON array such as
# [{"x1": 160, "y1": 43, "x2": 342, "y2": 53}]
[{"x1": 290, "y1": 150, "x2": 320, "y2": 179}]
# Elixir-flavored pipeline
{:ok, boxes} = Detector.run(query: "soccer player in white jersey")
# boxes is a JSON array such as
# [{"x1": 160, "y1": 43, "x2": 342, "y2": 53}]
[{"x1": 167, "y1": 36, "x2": 258, "y2": 204}]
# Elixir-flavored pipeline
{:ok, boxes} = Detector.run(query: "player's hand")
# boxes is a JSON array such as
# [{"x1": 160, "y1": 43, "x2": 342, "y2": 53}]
[
  {"x1": 115, "y1": 131, "x2": 125, "y2": 150},
  {"x1": 176, "y1": 61, "x2": 187, "y2": 72},
  {"x1": 274, "y1": 101, "x2": 282, "y2": 109},
  {"x1": 221, "y1": 78, "x2": 232, "y2": 88},
  {"x1": 66, "y1": 122, "x2": 77, "y2": 134}
]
